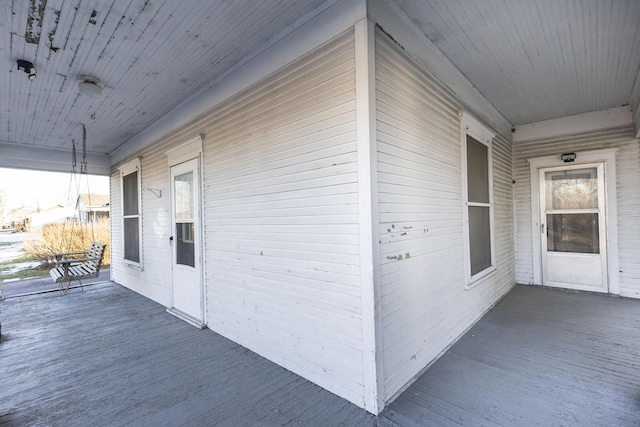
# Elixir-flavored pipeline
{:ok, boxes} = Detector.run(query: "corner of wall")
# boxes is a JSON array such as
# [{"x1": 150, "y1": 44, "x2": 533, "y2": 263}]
[
  {"x1": 355, "y1": 16, "x2": 385, "y2": 415},
  {"x1": 366, "y1": 0, "x2": 512, "y2": 140}
]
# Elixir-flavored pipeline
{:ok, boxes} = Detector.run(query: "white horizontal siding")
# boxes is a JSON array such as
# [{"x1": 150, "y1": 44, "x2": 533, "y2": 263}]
[
  {"x1": 493, "y1": 133, "x2": 515, "y2": 293},
  {"x1": 109, "y1": 170, "x2": 121, "y2": 284},
  {"x1": 110, "y1": 29, "x2": 366, "y2": 408},
  {"x1": 201, "y1": 30, "x2": 366, "y2": 406},
  {"x1": 512, "y1": 125, "x2": 640, "y2": 298},
  {"x1": 375, "y1": 29, "x2": 515, "y2": 403},
  {"x1": 110, "y1": 140, "x2": 174, "y2": 306}
]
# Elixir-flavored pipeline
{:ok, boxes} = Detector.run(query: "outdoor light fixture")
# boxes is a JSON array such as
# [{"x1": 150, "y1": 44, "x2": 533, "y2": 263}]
[
  {"x1": 16, "y1": 59, "x2": 37, "y2": 80},
  {"x1": 78, "y1": 77, "x2": 103, "y2": 98},
  {"x1": 561, "y1": 153, "x2": 577, "y2": 163}
]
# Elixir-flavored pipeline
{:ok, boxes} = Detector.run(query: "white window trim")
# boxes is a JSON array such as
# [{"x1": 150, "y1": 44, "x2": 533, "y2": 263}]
[
  {"x1": 461, "y1": 111, "x2": 496, "y2": 286},
  {"x1": 118, "y1": 157, "x2": 143, "y2": 270}
]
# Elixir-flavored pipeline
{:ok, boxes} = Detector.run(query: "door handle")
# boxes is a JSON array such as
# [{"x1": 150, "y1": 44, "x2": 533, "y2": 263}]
[{"x1": 169, "y1": 236, "x2": 174, "y2": 246}]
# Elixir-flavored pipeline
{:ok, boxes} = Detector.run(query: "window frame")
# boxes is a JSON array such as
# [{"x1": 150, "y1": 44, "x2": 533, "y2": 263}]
[
  {"x1": 118, "y1": 158, "x2": 143, "y2": 269},
  {"x1": 461, "y1": 112, "x2": 496, "y2": 286}
]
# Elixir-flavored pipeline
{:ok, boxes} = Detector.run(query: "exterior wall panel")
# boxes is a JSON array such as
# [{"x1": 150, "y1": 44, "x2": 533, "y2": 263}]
[
  {"x1": 111, "y1": 30, "x2": 366, "y2": 408},
  {"x1": 375, "y1": 31, "x2": 515, "y2": 403},
  {"x1": 203, "y1": 30, "x2": 364, "y2": 405},
  {"x1": 111, "y1": 137, "x2": 178, "y2": 305}
]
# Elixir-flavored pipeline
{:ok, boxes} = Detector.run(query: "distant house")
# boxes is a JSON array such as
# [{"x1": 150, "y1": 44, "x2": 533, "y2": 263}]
[
  {"x1": 5, "y1": 206, "x2": 36, "y2": 231},
  {"x1": 75, "y1": 194, "x2": 110, "y2": 224},
  {"x1": 6, "y1": 205, "x2": 69, "y2": 231},
  {"x1": 29, "y1": 205, "x2": 68, "y2": 229}
]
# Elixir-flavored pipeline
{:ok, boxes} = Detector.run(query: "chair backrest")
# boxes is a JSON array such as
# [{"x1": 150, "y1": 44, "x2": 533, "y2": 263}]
[{"x1": 85, "y1": 242, "x2": 107, "y2": 272}]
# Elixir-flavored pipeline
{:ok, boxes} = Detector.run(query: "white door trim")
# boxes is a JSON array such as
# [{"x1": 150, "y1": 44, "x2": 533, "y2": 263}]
[
  {"x1": 527, "y1": 148, "x2": 619, "y2": 294},
  {"x1": 166, "y1": 135, "x2": 206, "y2": 327}
]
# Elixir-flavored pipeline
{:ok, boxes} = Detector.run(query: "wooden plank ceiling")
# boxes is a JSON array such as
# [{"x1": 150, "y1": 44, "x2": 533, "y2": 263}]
[
  {"x1": 396, "y1": 0, "x2": 640, "y2": 125},
  {"x1": 1, "y1": 0, "x2": 639, "y2": 166},
  {"x1": 1, "y1": 0, "x2": 327, "y2": 157}
]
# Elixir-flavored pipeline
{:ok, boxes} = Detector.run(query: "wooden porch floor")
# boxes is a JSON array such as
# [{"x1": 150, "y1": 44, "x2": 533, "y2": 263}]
[
  {"x1": 382, "y1": 285, "x2": 640, "y2": 426},
  {"x1": 0, "y1": 283, "x2": 374, "y2": 426},
  {"x1": 1, "y1": 283, "x2": 639, "y2": 425}
]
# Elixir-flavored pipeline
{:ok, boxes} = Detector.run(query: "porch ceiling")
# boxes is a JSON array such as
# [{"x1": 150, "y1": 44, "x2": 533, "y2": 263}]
[
  {"x1": 396, "y1": 0, "x2": 640, "y2": 126},
  {"x1": 2, "y1": 0, "x2": 639, "y2": 173}
]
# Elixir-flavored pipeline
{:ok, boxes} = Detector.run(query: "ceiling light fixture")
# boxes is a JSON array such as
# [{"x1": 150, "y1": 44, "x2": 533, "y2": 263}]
[
  {"x1": 17, "y1": 59, "x2": 37, "y2": 80},
  {"x1": 78, "y1": 77, "x2": 103, "y2": 98}
]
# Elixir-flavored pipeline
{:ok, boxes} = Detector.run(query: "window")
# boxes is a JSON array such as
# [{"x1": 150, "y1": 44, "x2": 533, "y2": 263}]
[
  {"x1": 119, "y1": 158, "x2": 142, "y2": 268},
  {"x1": 461, "y1": 112, "x2": 495, "y2": 284}
]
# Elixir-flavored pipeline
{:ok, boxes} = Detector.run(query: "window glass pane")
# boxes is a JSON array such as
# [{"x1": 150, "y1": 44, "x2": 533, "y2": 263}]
[
  {"x1": 469, "y1": 206, "x2": 491, "y2": 276},
  {"x1": 545, "y1": 168, "x2": 597, "y2": 210},
  {"x1": 466, "y1": 136, "x2": 489, "y2": 203},
  {"x1": 547, "y1": 213, "x2": 599, "y2": 254},
  {"x1": 176, "y1": 222, "x2": 195, "y2": 267},
  {"x1": 174, "y1": 172, "x2": 194, "y2": 220},
  {"x1": 124, "y1": 217, "x2": 140, "y2": 262},
  {"x1": 123, "y1": 171, "x2": 139, "y2": 216}
]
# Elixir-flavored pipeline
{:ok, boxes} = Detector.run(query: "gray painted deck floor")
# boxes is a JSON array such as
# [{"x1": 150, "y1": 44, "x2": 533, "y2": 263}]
[
  {"x1": 383, "y1": 285, "x2": 640, "y2": 427},
  {"x1": 1, "y1": 283, "x2": 639, "y2": 426},
  {"x1": 0, "y1": 283, "x2": 374, "y2": 426}
]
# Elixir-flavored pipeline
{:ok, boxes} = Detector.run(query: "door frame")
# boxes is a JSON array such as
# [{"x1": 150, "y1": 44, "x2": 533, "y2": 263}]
[
  {"x1": 527, "y1": 148, "x2": 619, "y2": 294},
  {"x1": 165, "y1": 134, "x2": 206, "y2": 327},
  {"x1": 539, "y1": 162, "x2": 607, "y2": 291}
]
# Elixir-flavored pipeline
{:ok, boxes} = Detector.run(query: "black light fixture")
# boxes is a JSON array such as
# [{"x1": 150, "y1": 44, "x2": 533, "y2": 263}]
[
  {"x1": 17, "y1": 59, "x2": 37, "y2": 80},
  {"x1": 561, "y1": 153, "x2": 577, "y2": 163}
]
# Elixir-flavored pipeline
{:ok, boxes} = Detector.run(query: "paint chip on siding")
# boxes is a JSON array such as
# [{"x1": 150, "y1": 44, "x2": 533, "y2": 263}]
[{"x1": 387, "y1": 253, "x2": 410, "y2": 261}]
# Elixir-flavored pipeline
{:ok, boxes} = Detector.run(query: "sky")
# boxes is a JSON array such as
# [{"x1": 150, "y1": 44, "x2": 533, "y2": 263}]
[{"x1": 0, "y1": 168, "x2": 110, "y2": 210}]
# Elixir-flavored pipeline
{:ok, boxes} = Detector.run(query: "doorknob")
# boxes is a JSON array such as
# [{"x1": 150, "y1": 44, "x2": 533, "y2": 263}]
[{"x1": 169, "y1": 236, "x2": 174, "y2": 245}]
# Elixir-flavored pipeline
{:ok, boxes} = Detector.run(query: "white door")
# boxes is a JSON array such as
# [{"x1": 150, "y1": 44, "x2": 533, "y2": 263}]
[
  {"x1": 540, "y1": 163, "x2": 608, "y2": 292},
  {"x1": 169, "y1": 158, "x2": 203, "y2": 324}
]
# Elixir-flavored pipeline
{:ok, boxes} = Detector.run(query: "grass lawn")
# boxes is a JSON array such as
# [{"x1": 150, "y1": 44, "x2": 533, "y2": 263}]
[{"x1": 0, "y1": 255, "x2": 47, "y2": 281}]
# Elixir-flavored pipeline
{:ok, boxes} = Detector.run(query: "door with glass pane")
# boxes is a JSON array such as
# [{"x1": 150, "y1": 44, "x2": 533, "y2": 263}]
[
  {"x1": 170, "y1": 158, "x2": 203, "y2": 322},
  {"x1": 540, "y1": 163, "x2": 607, "y2": 292}
]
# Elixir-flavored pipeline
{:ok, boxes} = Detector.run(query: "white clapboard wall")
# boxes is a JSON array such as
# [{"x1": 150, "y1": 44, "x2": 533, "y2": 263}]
[
  {"x1": 202, "y1": 29, "x2": 364, "y2": 405},
  {"x1": 375, "y1": 29, "x2": 516, "y2": 403},
  {"x1": 513, "y1": 125, "x2": 640, "y2": 298},
  {"x1": 111, "y1": 29, "x2": 367, "y2": 406}
]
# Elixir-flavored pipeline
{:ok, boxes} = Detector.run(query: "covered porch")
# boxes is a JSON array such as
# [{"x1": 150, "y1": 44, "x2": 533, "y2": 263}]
[
  {"x1": 1, "y1": 283, "x2": 638, "y2": 425},
  {"x1": 2, "y1": 0, "x2": 640, "y2": 416}
]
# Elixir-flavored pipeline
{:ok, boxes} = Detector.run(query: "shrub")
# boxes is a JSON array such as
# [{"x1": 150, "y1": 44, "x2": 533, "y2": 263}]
[{"x1": 25, "y1": 218, "x2": 110, "y2": 268}]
